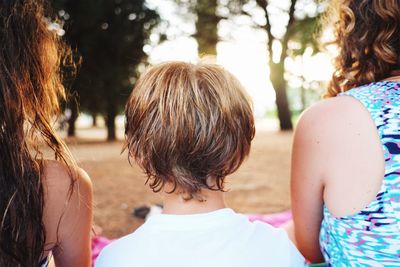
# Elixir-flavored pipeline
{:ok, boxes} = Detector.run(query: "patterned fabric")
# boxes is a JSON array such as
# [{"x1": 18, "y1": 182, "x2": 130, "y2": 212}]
[{"x1": 320, "y1": 81, "x2": 400, "y2": 266}]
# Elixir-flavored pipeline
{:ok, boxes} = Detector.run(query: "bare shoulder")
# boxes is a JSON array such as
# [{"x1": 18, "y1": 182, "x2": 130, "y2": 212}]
[
  {"x1": 294, "y1": 95, "x2": 378, "y2": 181},
  {"x1": 42, "y1": 160, "x2": 93, "y2": 249},
  {"x1": 294, "y1": 95, "x2": 374, "y2": 153},
  {"x1": 42, "y1": 160, "x2": 92, "y2": 220},
  {"x1": 42, "y1": 160, "x2": 92, "y2": 198},
  {"x1": 294, "y1": 94, "x2": 383, "y2": 217},
  {"x1": 296, "y1": 96, "x2": 368, "y2": 135}
]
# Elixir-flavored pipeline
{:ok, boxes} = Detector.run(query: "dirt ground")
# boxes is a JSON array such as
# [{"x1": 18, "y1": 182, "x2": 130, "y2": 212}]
[{"x1": 66, "y1": 126, "x2": 293, "y2": 239}]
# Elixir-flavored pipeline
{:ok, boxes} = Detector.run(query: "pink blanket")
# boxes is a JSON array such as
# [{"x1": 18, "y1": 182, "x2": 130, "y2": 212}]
[{"x1": 247, "y1": 210, "x2": 292, "y2": 227}]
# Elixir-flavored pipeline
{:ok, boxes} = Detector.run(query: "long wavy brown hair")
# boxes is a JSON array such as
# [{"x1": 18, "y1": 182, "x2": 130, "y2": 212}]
[
  {"x1": 0, "y1": 0, "x2": 75, "y2": 266},
  {"x1": 325, "y1": 0, "x2": 400, "y2": 97}
]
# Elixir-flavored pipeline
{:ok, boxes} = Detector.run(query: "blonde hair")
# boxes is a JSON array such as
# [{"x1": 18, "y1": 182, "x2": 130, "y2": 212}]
[
  {"x1": 125, "y1": 61, "x2": 255, "y2": 200},
  {"x1": 325, "y1": 0, "x2": 400, "y2": 97}
]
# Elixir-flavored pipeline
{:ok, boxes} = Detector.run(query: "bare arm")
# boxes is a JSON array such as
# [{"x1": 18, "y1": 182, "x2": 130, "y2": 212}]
[
  {"x1": 290, "y1": 103, "x2": 326, "y2": 263},
  {"x1": 43, "y1": 163, "x2": 93, "y2": 267}
]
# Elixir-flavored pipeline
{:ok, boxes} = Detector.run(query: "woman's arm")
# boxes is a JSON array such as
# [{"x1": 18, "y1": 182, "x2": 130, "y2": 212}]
[
  {"x1": 290, "y1": 102, "x2": 328, "y2": 263},
  {"x1": 44, "y1": 162, "x2": 93, "y2": 267}
]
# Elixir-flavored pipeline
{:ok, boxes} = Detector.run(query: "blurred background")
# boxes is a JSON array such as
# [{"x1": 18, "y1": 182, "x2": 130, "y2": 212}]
[{"x1": 48, "y1": 0, "x2": 334, "y2": 238}]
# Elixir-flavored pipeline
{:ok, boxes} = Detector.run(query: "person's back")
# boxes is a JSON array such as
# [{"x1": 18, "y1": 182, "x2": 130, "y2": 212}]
[
  {"x1": 97, "y1": 208, "x2": 303, "y2": 267},
  {"x1": 291, "y1": 1, "x2": 400, "y2": 265},
  {"x1": 318, "y1": 81, "x2": 400, "y2": 265},
  {"x1": 95, "y1": 61, "x2": 305, "y2": 267}
]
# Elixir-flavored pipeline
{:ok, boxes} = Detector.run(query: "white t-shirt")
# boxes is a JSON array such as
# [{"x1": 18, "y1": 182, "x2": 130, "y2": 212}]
[{"x1": 95, "y1": 208, "x2": 305, "y2": 267}]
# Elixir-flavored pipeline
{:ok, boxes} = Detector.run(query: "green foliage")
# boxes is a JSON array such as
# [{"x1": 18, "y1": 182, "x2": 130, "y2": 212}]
[
  {"x1": 289, "y1": 15, "x2": 322, "y2": 56},
  {"x1": 52, "y1": 0, "x2": 160, "y2": 139}
]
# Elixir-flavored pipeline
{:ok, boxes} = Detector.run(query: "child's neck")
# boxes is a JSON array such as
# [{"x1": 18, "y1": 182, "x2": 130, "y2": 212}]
[{"x1": 162, "y1": 189, "x2": 226, "y2": 215}]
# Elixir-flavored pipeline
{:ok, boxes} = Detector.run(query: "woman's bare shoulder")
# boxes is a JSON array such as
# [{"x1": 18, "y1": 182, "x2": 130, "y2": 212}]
[
  {"x1": 41, "y1": 160, "x2": 93, "y2": 249},
  {"x1": 298, "y1": 96, "x2": 366, "y2": 130},
  {"x1": 42, "y1": 160, "x2": 92, "y2": 197},
  {"x1": 294, "y1": 95, "x2": 377, "y2": 177},
  {"x1": 296, "y1": 96, "x2": 371, "y2": 143}
]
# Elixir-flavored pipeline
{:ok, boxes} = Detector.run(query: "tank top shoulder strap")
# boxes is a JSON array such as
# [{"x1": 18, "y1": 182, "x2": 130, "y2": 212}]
[{"x1": 340, "y1": 82, "x2": 395, "y2": 119}]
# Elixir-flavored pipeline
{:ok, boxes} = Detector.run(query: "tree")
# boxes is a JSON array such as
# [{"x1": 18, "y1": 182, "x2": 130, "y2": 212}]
[
  {"x1": 194, "y1": 0, "x2": 220, "y2": 55},
  {"x1": 226, "y1": 0, "x2": 326, "y2": 130},
  {"x1": 175, "y1": 0, "x2": 325, "y2": 130},
  {"x1": 52, "y1": 0, "x2": 160, "y2": 140},
  {"x1": 175, "y1": 0, "x2": 221, "y2": 56}
]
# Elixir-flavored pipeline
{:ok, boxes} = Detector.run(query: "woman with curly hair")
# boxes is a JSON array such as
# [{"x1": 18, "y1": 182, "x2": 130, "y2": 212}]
[
  {"x1": 0, "y1": 1, "x2": 93, "y2": 266},
  {"x1": 291, "y1": 0, "x2": 400, "y2": 265}
]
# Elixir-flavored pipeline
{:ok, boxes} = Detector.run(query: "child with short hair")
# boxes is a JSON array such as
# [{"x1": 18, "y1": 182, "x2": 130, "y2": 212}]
[{"x1": 95, "y1": 61, "x2": 305, "y2": 267}]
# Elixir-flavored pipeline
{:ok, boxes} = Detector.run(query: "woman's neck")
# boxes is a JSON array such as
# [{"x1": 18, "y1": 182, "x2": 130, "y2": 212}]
[{"x1": 161, "y1": 188, "x2": 226, "y2": 215}]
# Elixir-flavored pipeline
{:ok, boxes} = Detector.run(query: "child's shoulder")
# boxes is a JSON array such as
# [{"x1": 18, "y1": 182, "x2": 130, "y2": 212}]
[
  {"x1": 251, "y1": 221, "x2": 306, "y2": 265},
  {"x1": 246, "y1": 219, "x2": 292, "y2": 244},
  {"x1": 230, "y1": 213, "x2": 297, "y2": 250},
  {"x1": 226, "y1": 214, "x2": 305, "y2": 266},
  {"x1": 95, "y1": 229, "x2": 144, "y2": 267}
]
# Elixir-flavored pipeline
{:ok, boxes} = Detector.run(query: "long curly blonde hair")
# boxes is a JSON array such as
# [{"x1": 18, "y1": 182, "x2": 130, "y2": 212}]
[{"x1": 325, "y1": 0, "x2": 400, "y2": 97}]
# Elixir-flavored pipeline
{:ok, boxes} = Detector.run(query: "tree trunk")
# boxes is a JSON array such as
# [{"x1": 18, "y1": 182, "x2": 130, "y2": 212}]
[
  {"x1": 67, "y1": 100, "x2": 78, "y2": 137},
  {"x1": 106, "y1": 104, "x2": 117, "y2": 141},
  {"x1": 92, "y1": 113, "x2": 98, "y2": 127},
  {"x1": 258, "y1": 0, "x2": 296, "y2": 131},
  {"x1": 270, "y1": 61, "x2": 293, "y2": 130},
  {"x1": 194, "y1": 0, "x2": 219, "y2": 55}
]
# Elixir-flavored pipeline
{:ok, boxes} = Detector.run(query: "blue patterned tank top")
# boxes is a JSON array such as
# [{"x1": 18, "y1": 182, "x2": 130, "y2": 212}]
[{"x1": 319, "y1": 81, "x2": 400, "y2": 266}]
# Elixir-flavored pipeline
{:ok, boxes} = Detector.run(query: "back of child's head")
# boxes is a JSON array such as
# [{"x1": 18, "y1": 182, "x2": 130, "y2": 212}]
[{"x1": 125, "y1": 61, "x2": 255, "y2": 200}]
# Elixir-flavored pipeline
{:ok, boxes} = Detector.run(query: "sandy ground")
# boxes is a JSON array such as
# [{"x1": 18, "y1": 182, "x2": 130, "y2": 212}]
[{"x1": 66, "y1": 124, "x2": 293, "y2": 239}]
